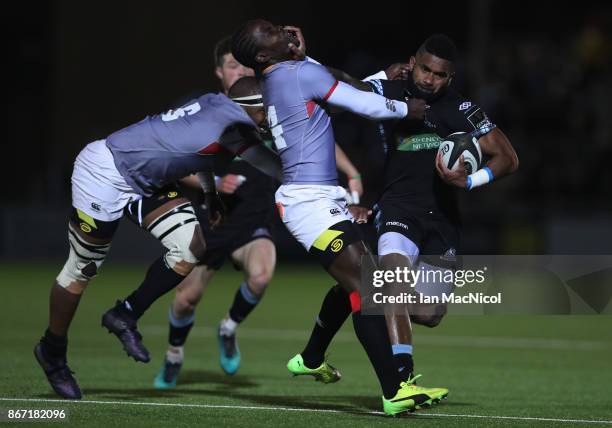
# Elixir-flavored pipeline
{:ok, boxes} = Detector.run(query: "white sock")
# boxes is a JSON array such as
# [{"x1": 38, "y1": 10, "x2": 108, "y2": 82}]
[
  {"x1": 166, "y1": 346, "x2": 184, "y2": 364},
  {"x1": 219, "y1": 317, "x2": 238, "y2": 336}
]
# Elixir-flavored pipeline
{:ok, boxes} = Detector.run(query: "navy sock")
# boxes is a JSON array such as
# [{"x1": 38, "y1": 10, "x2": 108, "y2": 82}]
[
  {"x1": 125, "y1": 256, "x2": 184, "y2": 320},
  {"x1": 42, "y1": 329, "x2": 67, "y2": 359},
  {"x1": 228, "y1": 282, "x2": 261, "y2": 323},
  {"x1": 392, "y1": 344, "x2": 414, "y2": 382},
  {"x1": 301, "y1": 284, "x2": 351, "y2": 369},
  {"x1": 168, "y1": 307, "x2": 194, "y2": 347}
]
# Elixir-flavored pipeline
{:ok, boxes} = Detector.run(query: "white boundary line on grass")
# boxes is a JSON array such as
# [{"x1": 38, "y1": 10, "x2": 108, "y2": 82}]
[
  {"x1": 1, "y1": 397, "x2": 611, "y2": 425},
  {"x1": 140, "y1": 326, "x2": 612, "y2": 351}
]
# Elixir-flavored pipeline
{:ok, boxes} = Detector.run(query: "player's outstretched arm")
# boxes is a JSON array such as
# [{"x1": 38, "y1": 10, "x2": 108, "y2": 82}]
[
  {"x1": 300, "y1": 61, "x2": 427, "y2": 121},
  {"x1": 326, "y1": 81, "x2": 408, "y2": 120},
  {"x1": 326, "y1": 66, "x2": 372, "y2": 92}
]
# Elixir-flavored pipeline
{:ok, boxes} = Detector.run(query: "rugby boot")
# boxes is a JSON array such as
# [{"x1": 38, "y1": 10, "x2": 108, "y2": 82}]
[
  {"x1": 34, "y1": 341, "x2": 82, "y2": 399},
  {"x1": 101, "y1": 300, "x2": 150, "y2": 362},
  {"x1": 217, "y1": 324, "x2": 240, "y2": 375},
  {"x1": 383, "y1": 374, "x2": 449, "y2": 415},
  {"x1": 154, "y1": 355, "x2": 182, "y2": 389},
  {"x1": 286, "y1": 354, "x2": 341, "y2": 384}
]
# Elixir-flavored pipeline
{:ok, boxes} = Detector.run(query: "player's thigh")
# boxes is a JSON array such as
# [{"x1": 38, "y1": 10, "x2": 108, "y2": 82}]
[
  {"x1": 59, "y1": 140, "x2": 143, "y2": 292},
  {"x1": 275, "y1": 184, "x2": 352, "y2": 252},
  {"x1": 375, "y1": 205, "x2": 424, "y2": 265},
  {"x1": 409, "y1": 216, "x2": 460, "y2": 327},
  {"x1": 309, "y1": 221, "x2": 372, "y2": 293}
]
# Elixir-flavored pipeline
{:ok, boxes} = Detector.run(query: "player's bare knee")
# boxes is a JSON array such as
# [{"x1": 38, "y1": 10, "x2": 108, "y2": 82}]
[
  {"x1": 246, "y1": 270, "x2": 272, "y2": 295},
  {"x1": 411, "y1": 305, "x2": 447, "y2": 328},
  {"x1": 380, "y1": 252, "x2": 411, "y2": 270},
  {"x1": 411, "y1": 313, "x2": 443, "y2": 328},
  {"x1": 174, "y1": 286, "x2": 198, "y2": 311}
]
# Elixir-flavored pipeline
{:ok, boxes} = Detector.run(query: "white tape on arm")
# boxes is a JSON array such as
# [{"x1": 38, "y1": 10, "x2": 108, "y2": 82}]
[
  {"x1": 305, "y1": 56, "x2": 322, "y2": 65},
  {"x1": 466, "y1": 167, "x2": 494, "y2": 190},
  {"x1": 362, "y1": 70, "x2": 388, "y2": 82}
]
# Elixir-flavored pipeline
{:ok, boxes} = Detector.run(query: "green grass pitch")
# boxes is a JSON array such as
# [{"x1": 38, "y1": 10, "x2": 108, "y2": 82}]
[{"x1": 1, "y1": 262, "x2": 611, "y2": 427}]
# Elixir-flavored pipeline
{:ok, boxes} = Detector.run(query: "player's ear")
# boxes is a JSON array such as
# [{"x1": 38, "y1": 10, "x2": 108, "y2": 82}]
[
  {"x1": 446, "y1": 72, "x2": 455, "y2": 87},
  {"x1": 215, "y1": 66, "x2": 224, "y2": 81},
  {"x1": 407, "y1": 56, "x2": 416, "y2": 71},
  {"x1": 255, "y1": 51, "x2": 270, "y2": 65}
]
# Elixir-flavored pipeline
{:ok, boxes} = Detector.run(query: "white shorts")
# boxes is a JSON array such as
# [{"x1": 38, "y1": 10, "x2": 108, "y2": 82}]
[
  {"x1": 71, "y1": 140, "x2": 141, "y2": 222},
  {"x1": 275, "y1": 184, "x2": 353, "y2": 250}
]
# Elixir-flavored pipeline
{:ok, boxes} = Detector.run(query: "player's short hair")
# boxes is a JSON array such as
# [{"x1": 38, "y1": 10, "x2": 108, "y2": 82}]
[
  {"x1": 214, "y1": 36, "x2": 232, "y2": 67},
  {"x1": 231, "y1": 21, "x2": 261, "y2": 70},
  {"x1": 418, "y1": 34, "x2": 458, "y2": 63},
  {"x1": 228, "y1": 76, "x2": 262, "y2": 100}
]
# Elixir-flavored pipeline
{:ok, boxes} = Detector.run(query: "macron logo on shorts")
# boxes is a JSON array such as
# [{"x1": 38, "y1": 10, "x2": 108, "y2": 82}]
[{"x1": 386, "y1": 221, "x2": 409, "y2": 231}]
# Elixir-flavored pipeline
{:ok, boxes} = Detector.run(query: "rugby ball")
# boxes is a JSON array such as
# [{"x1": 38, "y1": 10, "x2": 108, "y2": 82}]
[{"x1": 437, "y1": 132, "x2": 482, "y2": 175}]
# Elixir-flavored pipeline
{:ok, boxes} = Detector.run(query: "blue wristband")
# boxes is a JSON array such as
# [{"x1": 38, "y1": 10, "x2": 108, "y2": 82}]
[
  {"x1": 483, "y1": 166, "x2": 494, "y2": 181},
  {"x1": 466, "y1": 176, "x2": 473, "y2": 190}
]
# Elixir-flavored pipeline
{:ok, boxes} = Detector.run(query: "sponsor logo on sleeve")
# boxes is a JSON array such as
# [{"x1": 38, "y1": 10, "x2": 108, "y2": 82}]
[
  {"x1": 466, "y1": 106, "x2": 493, "y2": 131},
  {"x1": 330, "y1": 238, "x2": 344, "y2": 252}
]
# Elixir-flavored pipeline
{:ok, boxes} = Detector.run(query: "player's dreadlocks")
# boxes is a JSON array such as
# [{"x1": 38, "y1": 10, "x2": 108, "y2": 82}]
[
  {"x1": 231, "y1": 21, "x2": 261, "y2": 70},
  {"x1": 418, "y1": 34, "x2": 458, "y2": 63}
]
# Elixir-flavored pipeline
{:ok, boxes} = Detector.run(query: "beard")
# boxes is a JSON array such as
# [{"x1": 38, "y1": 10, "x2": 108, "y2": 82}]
[{"x1": 406, "y1": 76, "x2": 447, "y2": 103}]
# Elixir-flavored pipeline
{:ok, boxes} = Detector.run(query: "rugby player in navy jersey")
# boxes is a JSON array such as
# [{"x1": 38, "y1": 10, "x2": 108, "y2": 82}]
[{"x1": 290, "y1": 34, "x2": 519, "y2": 402}]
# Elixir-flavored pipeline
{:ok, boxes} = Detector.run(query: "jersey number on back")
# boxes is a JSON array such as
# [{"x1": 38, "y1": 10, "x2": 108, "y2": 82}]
[
  {"x1": 161, "y1": 102, "x2": 201, "y2": 122},
  {"x1": 267, "y1": 105, "x2": 287, "y2": 149}
]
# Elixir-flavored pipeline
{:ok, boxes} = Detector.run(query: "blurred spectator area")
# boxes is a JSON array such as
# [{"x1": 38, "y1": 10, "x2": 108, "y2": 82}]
[{"x1": 4, "y1": 1, "x2": 612, "y2": 259}]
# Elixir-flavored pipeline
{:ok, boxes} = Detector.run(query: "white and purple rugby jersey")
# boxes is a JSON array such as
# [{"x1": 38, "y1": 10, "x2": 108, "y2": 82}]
[
  {"x1": 262, "y1": 60, "x2": 340, "y2": 185},
  {"x1": 106, "y1": 93, "x2": 254, "y2": 196},
  {"x1": 262, "y1": 60, "x2": 408, "y2": 186}
]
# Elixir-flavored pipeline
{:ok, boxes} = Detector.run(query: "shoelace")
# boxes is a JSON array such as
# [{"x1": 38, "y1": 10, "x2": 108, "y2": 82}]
[{"x1": 400, "y1": 374, "x2": 422, "y2": 389}]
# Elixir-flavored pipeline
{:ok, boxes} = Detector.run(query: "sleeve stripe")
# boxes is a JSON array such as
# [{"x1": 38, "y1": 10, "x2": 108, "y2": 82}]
[{"x1": 322, "y1": 80, "x2": 339, "y2": 101}]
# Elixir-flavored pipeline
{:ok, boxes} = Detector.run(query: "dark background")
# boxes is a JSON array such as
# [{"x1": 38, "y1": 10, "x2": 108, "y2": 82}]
[{"x1": 4, "y1": 0, "x2": 612, "y2": 262}]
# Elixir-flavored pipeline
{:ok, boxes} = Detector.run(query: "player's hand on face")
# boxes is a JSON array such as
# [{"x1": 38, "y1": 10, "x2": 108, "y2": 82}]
[
  {"x1": 284, "y1": 26, "x2": 306, "y2": 60},
  {"x1": 435, "y1": 152, "x2": 468, "y2": 188},
  {"x1": 406, "y1": 98, "x2": 427, "y2": 120},
  {"x1": 348, "y1": 205, "x2": 372, "y2": 224},
  {"x1": 217, "y1": 174, "x2": 243, "y2": 194},
  {"x1": 385, "y1": 63, "x2": 411, "y2": 80}
]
